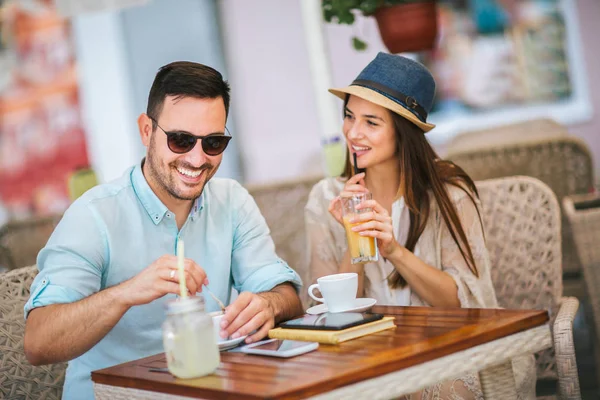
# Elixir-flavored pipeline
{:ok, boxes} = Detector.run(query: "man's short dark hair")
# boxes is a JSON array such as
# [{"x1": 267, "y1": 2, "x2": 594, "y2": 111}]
[{"x1": 146, "y1": 61, "x2": 230, "y2": 123}]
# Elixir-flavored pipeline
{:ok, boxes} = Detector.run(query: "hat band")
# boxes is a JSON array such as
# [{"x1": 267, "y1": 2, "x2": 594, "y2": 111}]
[{"x1": 351, "y1": 79, "x2": 428, "y2": 122}]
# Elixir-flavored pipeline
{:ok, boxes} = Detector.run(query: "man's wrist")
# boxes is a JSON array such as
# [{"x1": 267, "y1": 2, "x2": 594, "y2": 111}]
[
  {"x1": 257, "y1": 291, "x2": 279, "y2": 319},
  {"x1": 258, "y1": 282, "x2": 300, "y2": 324},
  {"x1": 108, "y1": 281, "x2": 134, "y2": 311}
]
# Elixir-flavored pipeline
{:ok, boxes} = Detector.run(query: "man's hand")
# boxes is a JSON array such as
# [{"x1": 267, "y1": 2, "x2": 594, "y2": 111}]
[
  {"x1": 24, "y1": 255, "x2": 210, "y2": 366},
  {"x1": 118, "y1": 255, "x2": 208, "y2": 307},
  {"x1": 218, "y1": 292, "x2": 275, "y2": 344},
  {"x1": 218, "y1": 283, "x2": 303, "y2": 344}
]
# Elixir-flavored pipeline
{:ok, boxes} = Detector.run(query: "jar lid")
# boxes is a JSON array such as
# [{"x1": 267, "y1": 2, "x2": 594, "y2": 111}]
[{"x1": 165, "y1": 296, "x2": 205, "y2": 315}]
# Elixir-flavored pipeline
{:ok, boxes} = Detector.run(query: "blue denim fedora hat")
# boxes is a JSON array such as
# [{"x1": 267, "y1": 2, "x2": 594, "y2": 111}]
[{"x1": 329, "y1": 52, "x2": 436, "y2": 132}]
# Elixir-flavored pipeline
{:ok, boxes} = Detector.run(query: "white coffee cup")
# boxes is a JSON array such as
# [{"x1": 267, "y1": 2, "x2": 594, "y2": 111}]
[{"x1": 308, "y1": 273, "x2": 358, "y2": 313}]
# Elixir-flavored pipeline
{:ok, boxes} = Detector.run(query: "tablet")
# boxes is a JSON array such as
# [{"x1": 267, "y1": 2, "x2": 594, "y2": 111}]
[{"x1": 279, "y1": 312, "x2": 383, "y2": 331}]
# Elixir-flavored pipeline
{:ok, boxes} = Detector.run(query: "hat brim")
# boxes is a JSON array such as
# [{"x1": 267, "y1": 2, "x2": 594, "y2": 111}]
[{"x1": 329, "y1": 86, "x2": 435, "y2": 133}]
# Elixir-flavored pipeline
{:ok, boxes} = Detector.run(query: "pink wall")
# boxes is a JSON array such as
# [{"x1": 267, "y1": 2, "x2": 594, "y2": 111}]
[{"x1": 218, "y1": 0, "x2": 323, "y2": 184}]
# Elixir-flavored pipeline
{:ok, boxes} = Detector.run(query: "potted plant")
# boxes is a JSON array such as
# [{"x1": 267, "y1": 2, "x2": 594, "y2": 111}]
[{"x1": 322, "y1": 0, "x2": 438, "y2": 53}]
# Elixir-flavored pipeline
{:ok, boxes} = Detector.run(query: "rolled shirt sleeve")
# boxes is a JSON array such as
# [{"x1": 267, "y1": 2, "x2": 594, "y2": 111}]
[
  {"x1": 229, "y1": 184, "x2": 302, "y2": 294},
  {"x1": 24, "y1": 198, "x2": 107, "y2": 319}
]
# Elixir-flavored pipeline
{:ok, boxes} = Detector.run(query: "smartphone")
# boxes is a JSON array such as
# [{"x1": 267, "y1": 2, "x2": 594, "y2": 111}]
[
  {"x1": 239, "y1": 339, "x2": 319, "y2": 358},
  {"x1": 279, "y1": 312, "x2": 383, "y2": 331}
]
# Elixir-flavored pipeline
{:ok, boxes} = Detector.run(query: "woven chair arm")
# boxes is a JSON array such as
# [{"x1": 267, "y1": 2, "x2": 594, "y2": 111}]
[{"x1": 554, "y1": 296, "x2": 582, "y2": 400}]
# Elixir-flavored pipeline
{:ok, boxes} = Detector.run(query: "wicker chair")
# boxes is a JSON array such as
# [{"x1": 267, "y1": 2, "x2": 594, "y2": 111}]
[
  {"x1": 447, "y1": 124, "x2": 595, "y2": 292},
  {"x1": 477, "y1": 176, "x2": 581, "y2": 399},
  {"x1": 446, "y1": 119, "x2": 568, "y2": 155},
  {"x1": 0, "y1": 265, "x2": 67, "y2": 399},
  {"x1": 0, "y1": 215, "x2": 62, "y2": 271},
  {"x1": 563, "y1": 193, "x2": 600, "y2": 344},
  {"x1": 247, "y1": 175, "x2": 322, "y2": 307}
]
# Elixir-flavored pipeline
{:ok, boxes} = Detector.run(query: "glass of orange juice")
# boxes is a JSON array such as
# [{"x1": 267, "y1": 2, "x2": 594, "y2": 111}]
[{"x1": 341, "y1": 193, "x2": 379, "y2": 264}]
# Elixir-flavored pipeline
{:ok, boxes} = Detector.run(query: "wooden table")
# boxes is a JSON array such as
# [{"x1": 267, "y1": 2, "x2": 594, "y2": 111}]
[{"x1": 92, "y1": 306, "x2": 551, "y2": 399}]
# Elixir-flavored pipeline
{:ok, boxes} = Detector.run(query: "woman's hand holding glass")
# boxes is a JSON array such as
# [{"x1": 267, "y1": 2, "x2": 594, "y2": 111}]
[
  {"x1": 328, "y1": 172, "x2": 398, "y2": 261},
  {"x1": 351, "y1": 198, "x2": 400, "y2": 260},
  {"x1": 328, "y1": 173, "x2": 368, "y2": 224}
]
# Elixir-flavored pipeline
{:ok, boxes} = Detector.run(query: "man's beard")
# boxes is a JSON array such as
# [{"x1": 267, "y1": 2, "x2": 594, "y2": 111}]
[{"x1": 146, "y1": 135, "x2": 218, "y2": 201}]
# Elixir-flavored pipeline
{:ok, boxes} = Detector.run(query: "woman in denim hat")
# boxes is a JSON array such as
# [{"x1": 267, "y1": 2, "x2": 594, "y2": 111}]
[{"x1": 305, "y1": 53, "x2": 535, "y2": 399}]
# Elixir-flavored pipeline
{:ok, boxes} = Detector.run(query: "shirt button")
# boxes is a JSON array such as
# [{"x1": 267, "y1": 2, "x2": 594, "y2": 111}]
[{"x1": 167, "y1": 213, "x2": 171, "y2": 218}]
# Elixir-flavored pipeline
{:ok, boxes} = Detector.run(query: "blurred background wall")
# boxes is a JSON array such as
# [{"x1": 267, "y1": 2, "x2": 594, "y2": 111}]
[
  {"x1": 0, "y1": 0, "x2": 598, "y2": 215},
  {"x1": 219, "y1": 0, "x2": 599, "y2": 184}
]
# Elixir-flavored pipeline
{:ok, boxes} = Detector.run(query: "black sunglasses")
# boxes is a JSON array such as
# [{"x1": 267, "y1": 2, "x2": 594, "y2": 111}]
[{"x1": 148, "y1": 116, "x2": 232, "y2": 156}]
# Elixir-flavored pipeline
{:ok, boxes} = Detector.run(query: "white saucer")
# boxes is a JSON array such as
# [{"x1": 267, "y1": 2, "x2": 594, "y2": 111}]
[
  {"x1": 218, "y1": 335, "x2": 247, "y2": 351},
  {"x1": 306, "y1": 298, "x2": 377, "y2": 315}
]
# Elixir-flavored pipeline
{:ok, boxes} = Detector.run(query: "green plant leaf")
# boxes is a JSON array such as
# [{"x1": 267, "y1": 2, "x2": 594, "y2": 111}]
[
  {"x1": 359, "y1": 0, "x2": 380, "y2": 15},
  {"x1": 352, "y1": 36, "x2": 368, "y2": 51},
  {"x1": 337, "y1": 11, "x2": 356, "y2": 24},
  {"x1": 322, "y1": 0, "x2": 418, "y2": 24}
]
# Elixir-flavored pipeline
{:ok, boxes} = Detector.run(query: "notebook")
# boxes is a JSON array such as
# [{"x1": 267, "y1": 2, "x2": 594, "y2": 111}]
[{"x1": 268, "y1": 316, "x2": 396, "y2": 344}]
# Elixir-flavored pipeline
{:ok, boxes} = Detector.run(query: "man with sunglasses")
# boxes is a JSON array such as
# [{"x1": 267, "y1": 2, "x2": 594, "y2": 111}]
[{"x1": 23, "y1": 61, "x2": 303, "y2": 400}]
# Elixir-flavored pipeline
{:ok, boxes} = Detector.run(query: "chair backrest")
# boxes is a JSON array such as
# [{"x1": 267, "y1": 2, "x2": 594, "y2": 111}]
[
  {"x1": 476, "y1": 176, "x2": 562, "y2": 380},
  {"x1": 0, "y1": 214, "x2": 61, "y2": 271},
  {"x1": 563, "y1": 193, "x2": 600, "y2": 343},
  {"x1": 0, "y1": 265, "x2": 67, "y2": 399},
  {"x1": 448, "y1": 134, "x2": 594, "y2": 277},
  {"x1": 246, "y1": 176, "x2": 322, "y2": 307},
  {"x1": 446, "y1": 118, "x2": 568, "y2": 155}
]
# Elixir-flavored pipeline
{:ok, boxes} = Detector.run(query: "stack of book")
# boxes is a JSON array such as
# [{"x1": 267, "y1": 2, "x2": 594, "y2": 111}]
[{"x1": 268, "y1": 314, "x2": 396, "y2": 345}]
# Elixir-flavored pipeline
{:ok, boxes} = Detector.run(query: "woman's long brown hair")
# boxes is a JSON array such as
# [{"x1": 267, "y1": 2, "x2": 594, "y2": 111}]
[{"x1": 341, "y1": 97, "x2": 483, "y2": 288}]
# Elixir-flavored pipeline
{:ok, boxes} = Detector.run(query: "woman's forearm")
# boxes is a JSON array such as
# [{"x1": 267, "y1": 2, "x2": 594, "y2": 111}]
[{"x1": 387, "y1": 248, "x2": 460, "y2": 307}]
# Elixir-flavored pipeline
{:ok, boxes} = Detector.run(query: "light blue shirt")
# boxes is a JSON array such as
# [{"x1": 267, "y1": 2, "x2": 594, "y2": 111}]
[{"x1": 24, "y1": 162, "x2": 302, "y2": 400}]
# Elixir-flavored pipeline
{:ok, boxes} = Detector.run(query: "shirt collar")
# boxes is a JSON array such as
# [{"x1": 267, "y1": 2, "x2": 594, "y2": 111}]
[
  {"x1": 190, "y1": 195, "x2": 204, "y2": 221},
  {"x1": 131, "y1": 160, "x2": 204, "y2": 225}
]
